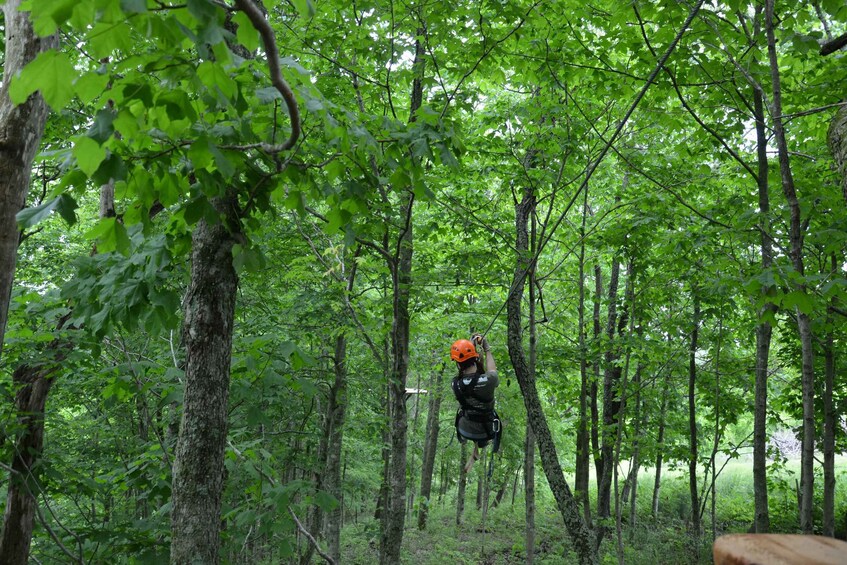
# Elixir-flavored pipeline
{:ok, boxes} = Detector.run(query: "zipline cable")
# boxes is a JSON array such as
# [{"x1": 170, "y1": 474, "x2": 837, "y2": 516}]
[{"x1": 479, "y1": 0, "x2": 707, "y2": 338}]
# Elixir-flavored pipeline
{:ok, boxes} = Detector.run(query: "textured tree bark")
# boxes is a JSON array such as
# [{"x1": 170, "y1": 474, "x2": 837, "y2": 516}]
[
  {"x1": 765, "y1": 0, "x2": 816, "y2": 533},
  {"x1": 417, "y1": 363, "x2": 444, "y2": 530},
  {"x1": 456, "y1": 442, "x2": 467, "y2": 525},
  {"x1": 525, "y1": 426, "x2": 536, "y2": 565},
  {"x1": 303, "y1": 337, "x2": 352, "y2": 562},
  {"x1": 828, "y1": 105, "x2": 847, "y2": 206},
  {"x1": 378, "y1": 25, "x2": 422, "y2": 562},
  {"x1": 575, "y1": 188, "x2": 591, "y2": 523},
  {"x1": 822, "y1": 306, "x2": 836, "y2": 538},
  {"x1": 752, "y1": 79, "x2": 773, "y2": 534},
  {"x1": 688, "y1": 292, "x2": 701, "y2": 546},
  {"x1": 324, "y1": 334, "x2": 349, "y2": 561},
  {"x1": 0, "y1": 365, "x2": 56, "y2": 564},
  {"x1": 591, "y1": 264, "x2": 603, "y2": 484},
  {"x1": 170, "y1": 196, "x2": 240, "y2": 564},
  {"x1": 379, "y1": 199, "x2": 413, "y2": 565},
  {"x1": 597, "y1": 253, "x2": 622, "y2": 525},
  {"x1": 624, "y1": 360, "x2": 643, "y2": 531},
  {"x1": 652, "y1": 356, "x2": 670, "y2": 519},
  {"x1": 508, "y1": 188, "x2": 596, "y2": 564},
  {"x1": 526, "y1": 208, "x2": 538, "y2": 565},
  {"x1": 0, "y1": 0, "x2": 58, "y2": 361}
]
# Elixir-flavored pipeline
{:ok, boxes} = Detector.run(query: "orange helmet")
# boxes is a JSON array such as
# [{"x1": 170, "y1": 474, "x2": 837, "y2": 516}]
[{"x1": 451, "y1": 339, "x2": 478, "y2": 362}]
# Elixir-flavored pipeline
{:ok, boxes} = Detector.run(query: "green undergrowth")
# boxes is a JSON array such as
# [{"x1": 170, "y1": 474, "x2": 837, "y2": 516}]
[
  {"x1": 339, "y1": 494, "x2": 715, "y2": 564},
  {"x1": 339, "y1": 459, "x2": 847, "y2": 564}
]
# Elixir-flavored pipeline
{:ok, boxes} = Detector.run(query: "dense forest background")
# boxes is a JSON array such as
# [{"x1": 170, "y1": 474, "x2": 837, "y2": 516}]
[{"x1": 1, "y1": 0, "x2": 846, "y2": 563}]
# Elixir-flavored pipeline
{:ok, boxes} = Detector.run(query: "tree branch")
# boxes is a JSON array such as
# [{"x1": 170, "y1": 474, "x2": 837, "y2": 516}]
[
  {"x1": 820, "y1": 32, "x2": 847, "y2": 56},
  {"x1": 233, "y1": 0, "x2": 300, "y2": 152},
  {"x1": 289, "y1": 506, "x2": 336, "y2": 564}
]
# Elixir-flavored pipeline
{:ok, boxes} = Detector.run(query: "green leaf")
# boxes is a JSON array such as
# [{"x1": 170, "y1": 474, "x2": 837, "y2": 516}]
[
  {"x1": 27, "y1": 0, "x2": 76, "y2": 35},
  {"x1": 782, "y1": 290, "x2": 815, "y2": 315},
  {"x1": 9, "y1": 49, "x2": 75, "y2": 112},
  {"x1": 290, "y1": 0, "x2": 315, "y2": 19},
  {"x1": 256, "y1": 86, "x2": 282, "y2": 103},
  {"x1": 74, "y1": 72, "x2": 110, "y2": 104},
  {"x1": 73, "y1": 136, "x2": 107, "y2": 177},
  {"x1": 188, "y1": 136, "x2": 214, "y2": 170},
  {"x1": 85, "y1": 217, "x2": 131, "y2": 254},
  {"x1": 87, "y1": 109, "x2": 117, "y2": 144},
  {"x1": 120, "y1": 0, "x2": 148, "y2": 14},
  {"x1": 88, "y1": 21, "x2": 135, "y2": 59},
  {"x1": 16, "y1": 194, "x2": 76, "y2": 229},
  {"x1": 233, "y1": 11, "x2": 260, "y2": 51},
  {"x1": 91, "y1": 153, "x2": 127, "y2": 185},
  {"x1": 197, "y1": 61, "x2": 237, "y2": 100},
  {"x1": 315, "y1": 491, "x2": 338, "y2": 512}
]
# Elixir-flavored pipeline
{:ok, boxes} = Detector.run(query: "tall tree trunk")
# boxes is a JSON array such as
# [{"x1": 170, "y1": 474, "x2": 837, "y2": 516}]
[
  {"x1": 456, "y1": 442, "x2": 468, "y2": 525},
  {"x1": 508, "y1": 187, "x2": 596, "y2": 564},
  {"x1": 375, "y1": 384, "x2": 390, "y2": 522},
  {"x1": 752, "y1": 63, "x2": 774, "y2": 534},
  {"x1": 170, "y1": 195, "x2": 240, "y2": 564},
  {"x1": 625, "y1": 358, "x2": 643, "y2": 532},
  {"x1": 378, "y1": 24, "x2": 423, "y2": 562},
  {"x1": 575, "y1": 186, "x2": 591, "y2": 523},
  {"x1": 525, "y1": 427, "x2": 536, "y2": 565},
  {"x1": 0, "y1": 364, "x2": 56, "y2": 564},
  {"x1": 526, "y1": 202, "x2": 539, "y2": 565},
  {"x1": 325, "y1": 333, "x2": 348, "y2": 561},
  {"x1": 598, "y1": 251, "x2": 622, "y2": 525},
  {"x1": 379, "y1": 198, "x2": 413, "y2": 565},
  {"x1": 302, "y1": 333, "x2": 349, "y2": 565},
  {"x1": 591, "y1": 264, "x2": 603, "y2": 484},
  {"x1": 823, "y1": 255, "x2": 837, "y2": 537},
  {"x1": 0, "y1": 0, "x2": 58, "y2": 361},
  {"x1": 652, "y1": 357, "x2": 670, "y2": 519},
  {"x1": 828, "y1": 104, "x2": 847, "y2": 206},
  {"x1": 417, "y1": 362, "x2": 444, "y2": 530},
  {"x1": 688, "y1": 291, "x2": 701, "y2": 548},
  {"x1": 765, "y1": 0, "x2": 816, "y2": 533}
]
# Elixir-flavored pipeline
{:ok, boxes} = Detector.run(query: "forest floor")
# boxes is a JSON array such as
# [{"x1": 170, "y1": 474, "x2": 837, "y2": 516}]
[{"x1": 339, "y1": 457, "x2": 847, "y2": 564}]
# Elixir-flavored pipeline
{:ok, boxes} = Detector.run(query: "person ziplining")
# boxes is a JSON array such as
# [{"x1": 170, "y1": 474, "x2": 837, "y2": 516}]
[{"x1": 450, "y1": 333, "x2": 502, "y2": 474}]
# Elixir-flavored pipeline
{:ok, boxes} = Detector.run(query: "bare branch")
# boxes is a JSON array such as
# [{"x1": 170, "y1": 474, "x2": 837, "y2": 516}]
[
  {"x1": 233, "y1": 0, "x2": 301, "y2": 152},
  {"x1": 820, "y1": 32, "x2": 847, "y2": 56},
  {"x1": 288, "y1": 506, "x2": 336, "y2": 565}
]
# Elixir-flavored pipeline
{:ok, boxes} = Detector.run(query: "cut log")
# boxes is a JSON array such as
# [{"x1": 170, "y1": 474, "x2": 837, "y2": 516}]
[{"x1": 713, "y1": 534, "x2": 847, "y2": 565}]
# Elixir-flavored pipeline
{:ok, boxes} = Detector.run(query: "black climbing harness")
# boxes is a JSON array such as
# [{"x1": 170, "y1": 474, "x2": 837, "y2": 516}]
[{"x1": 452, "y1": 372, "x2": 503, "y2": 456}]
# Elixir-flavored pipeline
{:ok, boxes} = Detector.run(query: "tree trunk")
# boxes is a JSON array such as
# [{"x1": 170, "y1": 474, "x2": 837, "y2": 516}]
[
  {"x1": 379, "y1": 202, "x2": 413, "y2": 565},
  {"x1": 378, "y1": 25, "x2": 422, "y2": 562},
  {"x1": 508, "y1": 187, "x2": 596, "y2": 564},
  {"x1": 625, "y1": 360, "x2": 643, "y2": 532},
  {"x1": 0, "y1": 0, "x2": 58, "y2": 361},
  {"x1": 652, "y1": 362, "x2": 670, "y2": 519},
  {"x1": 456, "y1": 442, "x2": 468, "y2": 525},
  {"x1": 575, "y1": 187, "x2": 591, "y2": 523},
  {"x1": 325, "y1": 334, "x2": 349, "y2": 562},
  {"x1": 752, "y1": 74, "x2": 774, "y2": 534},
  {"x1": 598, "y1": 251, "x2": 623, "y2": 525},
  {"x1": 765, "y1": 0, "x2": 816, "y2": 533},
  {"x1": 688, "y1": 291, "x2": 701, "y2": 547},
  {"x1": 828, "y1": 104, "x2": 847, "y2": 206},
  {"x1": 591, "y1": 264, "x2": 603, "y2": 484},
  {"x1": 525, "y1": 426, "x2": 536, "y2": 565},
  {"x1": 417, "y1": 362, "x2": 444, "y2": 530},
  {"x1": 170, "y1": 195, "x2": 240, "y2": 564},
  {"x1": 0, "y1": 364, "x2": 56, "y2": 564},
  {"x1": 823, "y1": 290, "x2": 836, "y2": 538},
  {"x1": 375, "y1": 385, "x2": 390, "y2": 522}
]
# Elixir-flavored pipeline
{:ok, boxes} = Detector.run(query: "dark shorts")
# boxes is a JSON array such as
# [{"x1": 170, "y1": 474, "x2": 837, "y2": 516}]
[{"x1": 457, "y1": 416, "x2": 491, "y2": 448}]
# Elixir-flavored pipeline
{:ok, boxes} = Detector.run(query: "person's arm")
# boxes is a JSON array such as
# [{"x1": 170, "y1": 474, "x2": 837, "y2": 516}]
[{"x1": 472, "y1": 334, "x2": 497, "y2": 374}]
